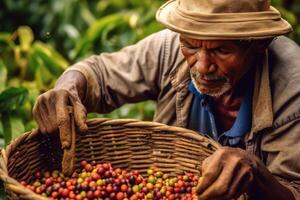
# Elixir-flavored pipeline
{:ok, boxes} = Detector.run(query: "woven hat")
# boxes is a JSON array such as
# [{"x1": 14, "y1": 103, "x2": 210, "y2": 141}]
[{"x1": 156, "y1": 0, "x2": 292, "y2": 40}]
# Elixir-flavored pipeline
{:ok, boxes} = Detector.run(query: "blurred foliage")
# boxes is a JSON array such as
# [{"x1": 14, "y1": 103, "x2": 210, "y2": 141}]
[
  {"x1": 0, "y1": 0, "x2": 299, "y2": 149},
  {"x1": 0, "y1": 0, "x2": 165, "y2": 60},
  {"x1": 0, "y1": 0, "x2": 164, "y2": 148},
  {"x1": 0, "y1": 26, "x2": 69, "y2": 147},
  {"x1": 272, "y1": 0, "x2": 300, "y2": 42}
]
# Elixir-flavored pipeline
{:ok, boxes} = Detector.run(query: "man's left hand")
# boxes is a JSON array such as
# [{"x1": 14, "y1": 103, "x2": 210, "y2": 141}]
[{"x1": 196, "y1": 147, "x2": 258, "y2": 200}]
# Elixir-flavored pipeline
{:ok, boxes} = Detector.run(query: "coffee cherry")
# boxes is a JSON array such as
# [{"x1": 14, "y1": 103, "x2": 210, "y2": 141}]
[
  {"x1": 22, "y1": 161, "x2": 199, "y2": 200},
  {"x1": 80, "y1": 160, "x2": 88, "y2": 168},
  {"x1": 121, "y1": 184, "x2": 128, "y2": 192},
  {"x1": 85, "y1": 164, "x2": 93, "y2": 172},
  {"x1": 147, "y1": 169, "x2": 154, "y2": 176},
  {"x1": 61, "y1": 188, "x2": 69, "y2": 197},
  {"x1": 116, "y1": 192, "x2": 125, "y2": 200}
]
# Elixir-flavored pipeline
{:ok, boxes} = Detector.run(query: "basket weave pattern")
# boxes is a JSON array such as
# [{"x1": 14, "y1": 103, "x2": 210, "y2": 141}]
[{"x1": 0, "y1": 118, "x2": 220, "y2": 200}]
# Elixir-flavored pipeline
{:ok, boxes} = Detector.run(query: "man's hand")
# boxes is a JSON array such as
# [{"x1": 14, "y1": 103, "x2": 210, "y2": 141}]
[
  {"x1": 33, "y1": 71, "x2": 88, "y2": 149},
  {"x1": 196, "y1": 147, "x2": 295, "y2": 200},
  {"x1": 196, "y1": 147, "x2": 257, "y2": 200}
]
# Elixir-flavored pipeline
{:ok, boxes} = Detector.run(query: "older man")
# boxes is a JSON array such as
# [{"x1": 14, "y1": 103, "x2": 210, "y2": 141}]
[{"x1": 33, "y1": 0, "x2": 300, "y2": 199}]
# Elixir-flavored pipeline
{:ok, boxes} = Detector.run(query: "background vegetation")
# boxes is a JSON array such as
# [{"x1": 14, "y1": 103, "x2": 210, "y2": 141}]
[
  {"x1": 0, "y1": 0, "x2": 299, "y2": 147},
  {"x1": 0, "y1": 0, "x2": 299, "y2": 198},
  {"x1": 0, "y1": 0, "x2": 299, "y2": 146}
]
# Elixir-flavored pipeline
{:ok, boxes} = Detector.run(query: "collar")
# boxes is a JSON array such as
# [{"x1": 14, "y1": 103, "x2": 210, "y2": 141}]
[
  {"x1": 224, "y1": 76, "x2": 253, "y2": 138},
  {"x1": 188, "y1": 81, "x2": 206, "y2": 100},
  {"x1": 188, "y1": 78, "x2": 253, "y2": 138},
  {"x1": 250, "y1": 50, "x2": 273, "y2": 139}
]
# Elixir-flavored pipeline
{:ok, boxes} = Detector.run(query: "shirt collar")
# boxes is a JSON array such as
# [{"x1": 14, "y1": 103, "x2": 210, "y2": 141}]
[
  {"x1": 224, "y1": 79, "x2": 253, "y2": 137},
  {"x1": 188, "y1": 74, "x2": 254, "y2": 138}
]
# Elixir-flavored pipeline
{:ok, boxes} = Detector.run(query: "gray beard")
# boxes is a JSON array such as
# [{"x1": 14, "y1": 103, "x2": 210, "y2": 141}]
[{"x1": 190, "y1": 69, "x2": 232, "y2": 97}]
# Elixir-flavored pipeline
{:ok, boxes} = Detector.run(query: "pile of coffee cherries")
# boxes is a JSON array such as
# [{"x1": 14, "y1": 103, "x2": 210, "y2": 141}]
[{"x1": 20, "y1": 161, "x2": 199, "y2": 200}]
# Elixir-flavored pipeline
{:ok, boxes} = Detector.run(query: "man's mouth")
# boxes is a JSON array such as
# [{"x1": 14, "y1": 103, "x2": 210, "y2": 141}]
[
  {"x1": 192, "y1": 74, "x2": 227, "y2": 87},
  {"x1": 198, "y1": 78, "x2": 225, "y2": 87}
]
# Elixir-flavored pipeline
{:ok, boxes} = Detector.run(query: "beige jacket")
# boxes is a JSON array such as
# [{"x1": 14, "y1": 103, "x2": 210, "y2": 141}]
[{"x1": 66, "y1": 29, "x2": 300, "y2": 199}]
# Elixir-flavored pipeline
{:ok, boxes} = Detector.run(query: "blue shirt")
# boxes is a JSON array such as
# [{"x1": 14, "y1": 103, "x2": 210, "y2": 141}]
[{"x1": 187, "y1": 78, "x2": 253, "y2": 148}]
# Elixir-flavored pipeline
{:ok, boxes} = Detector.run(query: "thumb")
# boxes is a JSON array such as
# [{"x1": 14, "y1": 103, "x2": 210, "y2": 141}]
[{"x1": 196, "y1": 177, "x2": 205, "y2": 194}]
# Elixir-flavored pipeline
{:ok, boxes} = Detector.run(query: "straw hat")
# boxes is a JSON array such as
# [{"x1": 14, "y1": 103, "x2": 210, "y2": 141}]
[{"x1": 156, "y1": 0, "x2": 292, "y2": 40}]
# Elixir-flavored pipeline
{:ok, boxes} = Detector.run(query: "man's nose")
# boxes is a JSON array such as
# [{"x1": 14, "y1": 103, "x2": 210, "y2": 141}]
[{"x1": 195, "y1": 50, "x2": 216, "y2": 74}]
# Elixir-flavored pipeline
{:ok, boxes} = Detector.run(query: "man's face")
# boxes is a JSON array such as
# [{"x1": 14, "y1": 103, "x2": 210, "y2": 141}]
[{"x1": 180, "y1": 36, "x2": 255, "y2": 97}]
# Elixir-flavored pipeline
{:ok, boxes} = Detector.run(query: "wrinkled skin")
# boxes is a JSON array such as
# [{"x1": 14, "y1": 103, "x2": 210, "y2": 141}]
[
  {"x1": 196, "y1": 147, "x2": 256, "y2": 199},
  {"x1": 33, "y1": 71, "x2": 88, "y2": 148},
  {"x1": 180, "y1": 36, "x2": 258, "y2": 132},
  {"x1": 196, "y1": 147, "x2": 294, "y2": 200}
]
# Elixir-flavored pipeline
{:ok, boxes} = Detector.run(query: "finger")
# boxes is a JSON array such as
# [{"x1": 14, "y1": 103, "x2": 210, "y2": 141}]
[
  {"x1": 56, "y1": 92, "x2": 72, "y2": 149},
  {"x1": 33, "y1": 96, "x2": 52, "y2": 134},
  {"x1": 226, "y1": 166, "x2": 254, "y2": 199},
  {"x1": 45, "y1": 92, "x2": 59, "y2": 132},
  {"x1": 33, "y1": 105, "x2": 47, "y2": 134},
  {"x1": 196, "y1": 157, "x2": 223, "y2": 195},
  {"x1": 195, "y1": 177, "x2": 205, "y2": 196},
  {"x1": 208, "y1": 165, "x2": 253, "y2": 200},
  {"x1": 40, "y1": 93, "x2": 60, "y2": 133},
  {"x1": 198, "y1": 159, "x2": 237, "y2": 199},
  {"x1": 69, "y1": 97, "x2": 88, "y2": 132}
]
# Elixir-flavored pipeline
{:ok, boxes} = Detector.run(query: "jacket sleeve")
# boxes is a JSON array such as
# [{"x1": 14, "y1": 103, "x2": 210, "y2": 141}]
[
  {"x1": 261, "y1": 117, "x2": 300, "y2": 199},
  {"x1": 262, "y1": 36, "x2": 300, "y2": 199},
  {"x1": 62, "y1": 30, "x2": 175, "y2": 113}
]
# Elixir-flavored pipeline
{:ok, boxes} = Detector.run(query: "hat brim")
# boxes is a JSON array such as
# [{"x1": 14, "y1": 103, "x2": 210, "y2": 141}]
[{"x1": 156, "y1": 0, "x2": 292, "y2": 40}]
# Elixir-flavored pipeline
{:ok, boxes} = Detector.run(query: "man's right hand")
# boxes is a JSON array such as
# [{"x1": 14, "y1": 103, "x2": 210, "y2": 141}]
[{"x1": 33, "y1": 71, "x2": 88, "y2": 148}]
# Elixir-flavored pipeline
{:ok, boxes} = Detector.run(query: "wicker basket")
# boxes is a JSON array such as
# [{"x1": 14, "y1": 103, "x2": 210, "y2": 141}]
[{"x1": 0, "y1": 118, "x2": 221, "y2": 200}]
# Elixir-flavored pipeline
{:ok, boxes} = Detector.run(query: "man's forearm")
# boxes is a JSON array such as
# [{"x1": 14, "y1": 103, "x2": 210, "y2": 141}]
[{"x1": 55, "y1": 70, "x2": 87, "y2": 103}]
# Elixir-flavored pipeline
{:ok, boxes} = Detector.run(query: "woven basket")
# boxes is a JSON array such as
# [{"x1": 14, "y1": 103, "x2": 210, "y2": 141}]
[{"x1": 0, "y1": 118, "x2": 221, "y2": 200}]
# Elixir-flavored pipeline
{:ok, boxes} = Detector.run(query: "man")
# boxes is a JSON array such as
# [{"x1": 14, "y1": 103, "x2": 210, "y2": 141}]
[{"x1": 33, "y1": 0, "x2": 300, "y2": 199}]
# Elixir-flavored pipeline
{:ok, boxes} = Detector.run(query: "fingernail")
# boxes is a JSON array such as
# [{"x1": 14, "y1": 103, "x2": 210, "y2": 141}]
[
  {"x1": 196, "y1": 177, "x2": 204, "y2": 192},
  {"x1": 62, "y1": 141, "x2": 70, "y2": 149},
  {"x1": 198, "y1": 177, "x2": 204, "y2": 183},
  {"x1": 79, "y1": 124, "x2": 88, "y2": 133}
]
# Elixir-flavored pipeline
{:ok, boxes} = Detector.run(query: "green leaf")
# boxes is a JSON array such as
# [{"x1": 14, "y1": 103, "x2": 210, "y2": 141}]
[
  {"x1": 24, "y1": 120, "x2": 37, "y2": 132},
  {"x1": 22, "y1": 81, "x2": 39, "y2": 105},
  {"x1": 33, "y1": 42, "x2": 68, "y2": 76},
  {"x1": 0, "y1": 33, "x2": 11, "y2": 43},
  {"x1": 80, "y1": 1, "x2": 96, "y2": 26},
  {"x1": 73, "y1": 13, "x2": 130, "y2": 57},
  {"x1": 61, "y1": 24, "x2": 80, "y2": 40},
  {"x1": 35, "y1": 64, "x2": 54, "y2": 91},
  {"x1": 27, "y1": 50, "x2": 40, "y2": 79},
  {"x1": 1, "y1": 113, "x2": 25, "y2": 146},
  {"x1": 0, "y1": 120, "x2": 3, "y2": 138},
  {"x1": 0, "y1": 87, "x2": 28, "y2": 112},
  {"x1": 0, "y1": 180, "x2": 7, "y2": 199},
  {"x1": 0, "y1": 59, "x2": 7, "y2": 92},
  {"x1": 9, "y1": 116, "x2": 25, "y2": 140},
  {"x1": 2, "y1": 113, "x2": 12, "y2": 146},
  {"x1": 17, "y1": 26, "x2": 34, "y2": 51}
]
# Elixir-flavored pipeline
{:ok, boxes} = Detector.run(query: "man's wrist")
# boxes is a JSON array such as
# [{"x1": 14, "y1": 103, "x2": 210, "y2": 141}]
[{"x1": 55, "y1": 70, "x2": 87, "y2": 101}]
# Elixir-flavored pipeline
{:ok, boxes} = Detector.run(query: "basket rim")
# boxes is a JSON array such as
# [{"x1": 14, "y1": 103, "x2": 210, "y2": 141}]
[
  {"x1": 0, "y1": 117, "x2": 221, "y2": 199},
  {"x1": 4, "y1": 118, "x2": 221, "y2": 159}
]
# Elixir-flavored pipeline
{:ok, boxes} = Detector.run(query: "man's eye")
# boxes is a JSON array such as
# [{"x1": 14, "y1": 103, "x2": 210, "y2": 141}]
[
  {"x1": 181, "y1": 44, "x2": 195, "y2": 49},
  {"x1": 215, "y1": 48, "x2": 230, "y2": 54},
  {"x1": 181, "y1": 44, "x2": 199, "y2": 55}
]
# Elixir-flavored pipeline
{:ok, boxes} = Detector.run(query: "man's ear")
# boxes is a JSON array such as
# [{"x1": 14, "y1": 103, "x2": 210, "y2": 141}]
[{"x1": 253, "y1": 38, "x2": 274, "y2": 52}]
